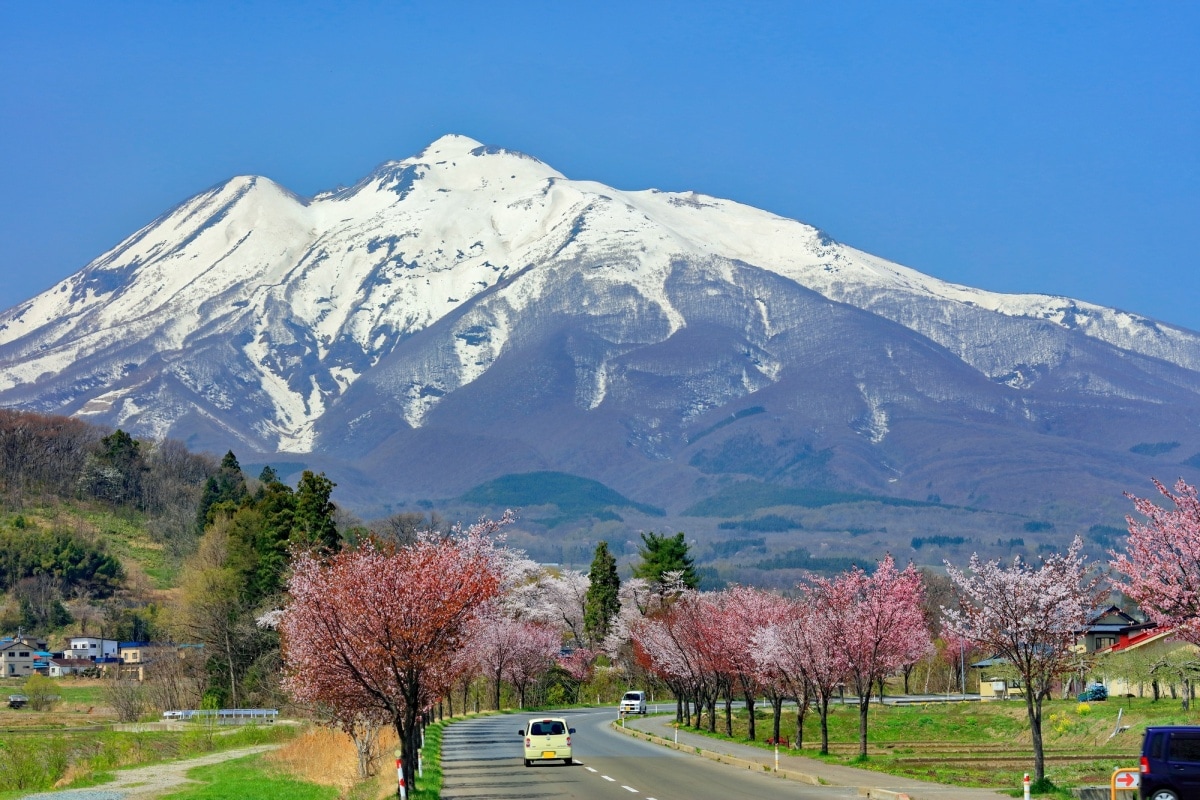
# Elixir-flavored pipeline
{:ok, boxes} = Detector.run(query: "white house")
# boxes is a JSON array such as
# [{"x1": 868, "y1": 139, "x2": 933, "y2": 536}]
[
  {"x1": 67, "y1": 636, "x2": 119, "y2": 661},
  {"x1": 48, "y1": 657, "x2": 94, "y2": 677}
]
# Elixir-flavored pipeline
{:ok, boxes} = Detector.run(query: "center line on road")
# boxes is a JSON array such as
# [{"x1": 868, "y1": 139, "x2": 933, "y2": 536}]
[
  {"x1": 585, "y1": 766, "x2": 597, "y2": 773},
  {"x1": 621, "y1": 786, "x2": 638, "y2": 793},
  {"x1": 602, "y1": 775, "x2": 615, "y2": 782}
]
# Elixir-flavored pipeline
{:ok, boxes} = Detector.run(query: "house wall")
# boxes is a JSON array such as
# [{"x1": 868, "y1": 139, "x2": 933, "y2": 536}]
[
  {"x1": 68, "y1": 638, "x2": 119, "y2": 659},
  {"x1": 0, "y1": 644, "x2": 35, "y2": 677},
  {"x1": 1094, "y1": 638, "x2": 1198, "y2": 697}
]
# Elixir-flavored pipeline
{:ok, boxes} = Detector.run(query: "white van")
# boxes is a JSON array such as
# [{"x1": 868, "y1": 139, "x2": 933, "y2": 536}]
[{"x1": 620, "y1": 690, "x2": 647, "y2": 715}]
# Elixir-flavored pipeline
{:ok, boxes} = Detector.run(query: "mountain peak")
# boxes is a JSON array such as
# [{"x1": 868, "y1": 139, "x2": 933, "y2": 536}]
[{"x1": 420, "y1": 133, "x2": 485, "y2": 157}]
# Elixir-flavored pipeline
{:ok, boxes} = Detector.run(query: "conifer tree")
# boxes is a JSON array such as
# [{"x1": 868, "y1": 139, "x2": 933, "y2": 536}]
[
  {"x1": 196, "y1": 450, "x2": 248, "y2": 529},
  {"x1": 291, "y1": 471, "x2": 340, "y2": 554},
  {"x1": 632, "y1": 531, "x2": 698, "y2": 589},
  {"x1": 584, "y1": 541, "x2": 621, "y2": 648}
]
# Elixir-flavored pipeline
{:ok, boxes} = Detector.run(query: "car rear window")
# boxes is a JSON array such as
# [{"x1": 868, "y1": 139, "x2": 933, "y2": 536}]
[
  {"x1": 623, "y1": 693, "x2": 640, "y2": 700},
  {"x1": 530, "y1": 721, "x2": 565, "y2": 736},
  {"x1": 1170, "y1": 733, "x2": 1200, "y2": 762}
]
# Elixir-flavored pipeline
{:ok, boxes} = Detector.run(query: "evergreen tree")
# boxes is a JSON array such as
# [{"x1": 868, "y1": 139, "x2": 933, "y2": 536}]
[
  {"x1": 196, "y1": 451, "x2": 249, "y2": 529},
  {"x1": 228, "y1": 478, "x2": 295, "y2": 605},
  {"x1": 292, "y1": 471, "x2": 340, "y2": 554},
  {"x1": 583, "y1": 541, "x2": 621, "y2": 648},
  {"x1": 631, "y1": 531, "x2": 699, "y2": 589}
]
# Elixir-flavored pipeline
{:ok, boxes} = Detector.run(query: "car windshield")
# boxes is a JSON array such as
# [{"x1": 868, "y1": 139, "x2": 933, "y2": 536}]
[{"x1": 530, "y1": 721, "x2": 565, "y2": 736}]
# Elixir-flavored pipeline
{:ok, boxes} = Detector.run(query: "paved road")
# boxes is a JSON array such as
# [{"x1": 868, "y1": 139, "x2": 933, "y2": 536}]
[{"x1": 441, "y1": 708, "x2": 861, "y2": 800}]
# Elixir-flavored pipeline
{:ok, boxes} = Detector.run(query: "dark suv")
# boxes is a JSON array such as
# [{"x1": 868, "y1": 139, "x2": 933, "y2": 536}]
[{"x1": 1141, "y1": 726, "x2": 1200, "y2": 800}]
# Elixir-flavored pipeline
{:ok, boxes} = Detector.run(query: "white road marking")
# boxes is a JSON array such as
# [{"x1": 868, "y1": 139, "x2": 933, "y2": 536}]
[
  {"x1": 585, "y1": 766, "x2": 597, "y2": 773},
  {"x1": 621, "y1": 786, "x2": 638, "y2": 793},
  {"x1": 602, "y1": 775, "x2": 615, "y2": 782}
]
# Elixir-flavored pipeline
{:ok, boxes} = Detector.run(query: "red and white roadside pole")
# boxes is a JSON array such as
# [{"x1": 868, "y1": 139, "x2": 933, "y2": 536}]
[
  {"x1": 396, "y1": 752, "x2": 406, "y2": 800},
  {"x1": 1023, "y1": 772, "x2": 1031, "y2": 800},
  {"x1": 774, "y1": 740, "x2": 779, "y2": 772}
]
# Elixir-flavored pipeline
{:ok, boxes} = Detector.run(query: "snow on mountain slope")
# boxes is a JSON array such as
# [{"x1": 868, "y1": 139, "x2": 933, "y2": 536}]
[{"x1": 1, "y1": 134, "x2": 1198, "y2": 456}]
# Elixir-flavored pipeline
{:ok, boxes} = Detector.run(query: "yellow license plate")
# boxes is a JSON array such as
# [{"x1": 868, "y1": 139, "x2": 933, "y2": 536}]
[{"x1": 542, "y1": 751, "x2": 556, "y2": 758}]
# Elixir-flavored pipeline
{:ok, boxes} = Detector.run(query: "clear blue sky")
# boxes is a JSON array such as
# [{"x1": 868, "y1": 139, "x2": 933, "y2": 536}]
[{"x1": 2, "y1": 2, "x2": 1197, "y2": 328}]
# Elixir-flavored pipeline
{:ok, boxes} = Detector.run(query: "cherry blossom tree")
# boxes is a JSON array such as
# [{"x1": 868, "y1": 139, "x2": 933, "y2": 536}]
[
  {"x1": 809, "y1": 555, "x2": 928, "y2": 758},
  {"x1": 754, "y1": 590, "x2": 848, "y2": 753},
  {"x1": 506, "y1": 567, "x2": 590, "y2": 647},
  {"x1": 631, "y1": 594, "x2": 708, "y2": 727},
  {"x1": 471, "y1": 609, "x2": 524, "y2": 710},
  {"x1": 557, "y1": 646, "x2": 594, "y2": 703},
  {"x1": 1112, "y1": 479, "x2": 1200, "y2": 645},
  {"x1": 504, "y1": 622, "x2": 562, "y2": 707},
  {"x1": 944, "y1": 536, "x2": 1099, "y2": 784},
  {"x1": 710, "y1": 586, "x2": 779, "y2": 739},
  {"x1": 747, "y1": 592, "x2": 808, "y2": 745},
  {"x1": 280, "y1": 515, "x2": 507, "y2": 792}
]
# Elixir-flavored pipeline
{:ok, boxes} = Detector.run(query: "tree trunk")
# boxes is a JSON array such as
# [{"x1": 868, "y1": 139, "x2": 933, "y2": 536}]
[
  {"x1": 724, "y1": 696, "x2": 733, "y2": 737},
  {"x1": 795, "y1": 690, "x2": 810, "y2": 750},
  {"x1": 858, "y1": 692, "x2": 871, "y2": 758},
  {"x1": 746, "y1": 692, "x2": 756, "y2": 741},
  {"x1": 771, "y1": 695, "x2": 783, "y2": 742},
  {"x1": 818, "y1": 694, "x2": 831, "y2": 755},
  {"x1": 1025, "y1": 690, "x2": 1045, "y2": 783}
]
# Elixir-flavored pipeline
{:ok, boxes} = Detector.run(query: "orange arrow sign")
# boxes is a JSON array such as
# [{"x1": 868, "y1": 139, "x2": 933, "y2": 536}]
[{"x1": 1111, "y1": 769, "x2": 1139, "y2": 790}]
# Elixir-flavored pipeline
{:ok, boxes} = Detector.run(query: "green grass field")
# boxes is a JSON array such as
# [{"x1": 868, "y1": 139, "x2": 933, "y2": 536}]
[
  {"x1": 677, "y1": 695, "x2": 1190, "y2": 794},
  {"x1": 0, "y1": 723, "x2": 298, "y2": 799},
  {"x1": 161, "y1": 753, "x2": 339, "y2": 800}
]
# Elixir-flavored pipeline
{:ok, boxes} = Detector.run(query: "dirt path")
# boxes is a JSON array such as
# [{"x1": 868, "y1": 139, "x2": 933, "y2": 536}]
[{"x1": 21, "y1": 744, "x2": 283, "y2": 800}]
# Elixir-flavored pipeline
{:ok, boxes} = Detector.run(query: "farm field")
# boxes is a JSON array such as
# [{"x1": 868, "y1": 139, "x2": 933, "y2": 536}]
[{"x1": 678, "y1": 695, "x2": 1195, "y2": 792}]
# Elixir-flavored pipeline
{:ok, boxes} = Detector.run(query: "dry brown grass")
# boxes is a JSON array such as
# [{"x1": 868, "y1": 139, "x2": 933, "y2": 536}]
[
  {"x1": 267, "y1": 725, "x2": 402, "y2": 798},
  {"x1": 267, "y1": 726, "x2": 359, "y2": 792}
]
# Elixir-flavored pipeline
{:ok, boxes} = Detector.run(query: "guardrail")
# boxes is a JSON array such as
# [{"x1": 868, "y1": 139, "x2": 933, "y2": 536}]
[{"x1": 161, "y1": 708, "x2": 278, "y2": 724}]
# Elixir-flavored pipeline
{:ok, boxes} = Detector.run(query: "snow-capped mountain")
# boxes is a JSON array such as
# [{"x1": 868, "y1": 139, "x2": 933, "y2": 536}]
[{"x1": 2, "y1": 134, "x2": 1199, "y2": 525}]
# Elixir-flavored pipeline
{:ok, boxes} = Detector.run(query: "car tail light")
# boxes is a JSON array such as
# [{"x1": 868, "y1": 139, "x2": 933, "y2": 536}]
[
  {"x1": 1140, "y1": 755, "x2": 1150, "y2": 774},
  {"x1": 566, "y1": 735, "x2": 571, "y2": 746},
  {"x1": 525, "y1": 738, "x2": 531, "y2": 747}
]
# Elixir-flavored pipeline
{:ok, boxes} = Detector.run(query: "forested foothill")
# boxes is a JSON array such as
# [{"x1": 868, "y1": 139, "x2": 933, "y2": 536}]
[
  {"x1": 0, "y1": 409, "x2": 346, "y2": 712},
  {"x1": 13, "y1": 407, "x2": 1200, "y2": 794}
]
